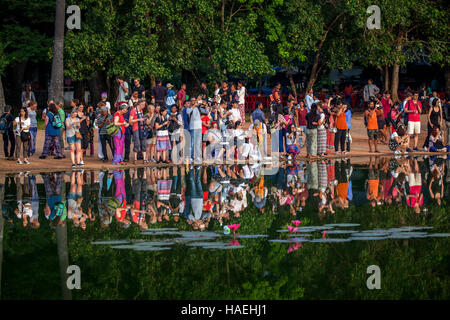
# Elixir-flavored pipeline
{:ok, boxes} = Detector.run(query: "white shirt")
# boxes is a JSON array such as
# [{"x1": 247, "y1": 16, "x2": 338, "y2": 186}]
[
  {"x1": 118, "y1": 81, "x2": 129, "y2": 102},
  {"x1": 230, "y1": 108, "x2": 241, "y2": 123},
  {"x1": 214, "y1": 88, "x2": 221, "y2": 104},
  {"x1": 14, "y1": 117, "x2": 31, "y2": 135},
  {"x1": 238, "y1": 86, "x2": 246, "y2": 104}
]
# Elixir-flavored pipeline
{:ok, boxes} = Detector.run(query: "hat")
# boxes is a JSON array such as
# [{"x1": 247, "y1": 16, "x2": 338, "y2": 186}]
[
  {"x1": 101, "y1": 92, "x2": 107, "y2": 97},
  {"x1": 166, "y1": 83, "x2": 174, "y2": 89},
  {"x1": 254, "y1": 119, "x2": 261, "y2": 126}
]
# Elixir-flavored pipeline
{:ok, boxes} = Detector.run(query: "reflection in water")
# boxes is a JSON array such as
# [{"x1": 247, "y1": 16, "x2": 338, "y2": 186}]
[
  {"x1": 1, "y1": 155, "x2": 449, "y2": 300},
  {"x1": 0, "y1": 156, "x2": 449, "y2": 232}
]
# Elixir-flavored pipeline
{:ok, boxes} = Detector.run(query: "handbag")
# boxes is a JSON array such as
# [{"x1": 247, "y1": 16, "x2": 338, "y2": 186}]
[
  {"x1": 19, "y1": 119, "x2": 31, "y2": 142},
  {"x1": 75, "y1": 131, "x2": 83, "y2": 140}
]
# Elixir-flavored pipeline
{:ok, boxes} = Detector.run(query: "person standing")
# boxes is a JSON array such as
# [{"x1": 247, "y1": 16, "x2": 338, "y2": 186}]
[
  {"x1": 115, "y1": 76, "x2": 129, "y2": 111},
  {"x1": 39, "y1": 103, "x2": 64, "y2": 159},
  {"x1": 56, "y1": 101, "x2": 66, "y2": 155},
  {"x1": 187, "y1": 97, "x2": 203, "y2": 164},
  {"x1": 96, "y1": 106, "x2": 114, "y2": 163},
  {"x1": 151, "y1": 79, "x2": 168, "y2": 108},
  {"x1": 123, "y1": 102, "x2": 133, "y2": 162},
  {"x1": 26, "y1": 101, "x2": 38, "y2": 156},
  {"x1": 166, "y1": 83, "x2": 177, "y2": 110},
  {"x1": 381, "y1": 91, "x2": 393, "y2": 138},
  {"x1": 13, "y1": 107, "x2": 31, "y2": 164},
  {"x1": 252, "y1": 101, "x2": 266, "y2": 124},
  {"x1": 21, "y1": 84, "x2": 36, "y2": 108},
  {"x1": 237, "y1": 81, "x2": 246, "y2": 124},
  {"x1": 305, "y1": 103, "x2": 318, "y2": 158},
  {"x1": 364, "y1": 100, "x2": 380, "y2": 153},
  {"x1": 132, "y1": 78, "x2": 145, "y2": 99},
  {"x1": 404, "y1": 91, "x2": 423, "y2": 151},
  {"x1": 155, "y1": 106, "x2": 171, "y2": 164},
  {"x1": 112, "y1": 104, "x2": 130, "y2": 164},
  {"x1": 200, "y1": 82, "x2": 209, "y2": 101},
  {"x1": 145, "y1": 104, "x2": 157, "y2": 162},
  {"x1": 129, "y1": 100, "x2": 148, "y2": 164},
  {"x1": 177, "y1": 83, "x2": 187, "y2": 110},
  {"x1": 335, "y1": 103, "x2": 348, "y2": 155},
  {"x1": 317, "y1": 103, "x2": 327, "y2": 157},
  {"x1": 423, "y1": 98, "x2": 443, "y2": 149},
  {"x1": 1, "y1": 105, "x2": 16, "y2": 160},
  {"x1": 214, "y1": 82, "x2": 221, "y2": 104},
  {"x1": 77, "y1": 104, "x2": 89, "y2": 165},
  {"x1": 345, "y1": 103, "x2": 352, "y2": 152},
  {"x1": 305, "y1": 88, "x2": 314, "y2": 111},
  {"x1": 65, "y1": 108, "x2": 83, "y2": 167},
  {"x1": 100, "y1": 92, "x2": 111, "y2": 114},
  {"x1": 219, "y1": 81, "x2": 231, "y2": 108},
  {"x1": 363, "y1": 79, "x2": 380, "y2": 105},
  {"x1": 296, "y1": 100, "x2": 307, "y2": 148}
]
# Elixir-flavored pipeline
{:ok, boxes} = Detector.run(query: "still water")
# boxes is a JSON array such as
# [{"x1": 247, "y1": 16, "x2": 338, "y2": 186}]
[{"x1": 0, "y1": 156, "x2": 449, "y2": 299}]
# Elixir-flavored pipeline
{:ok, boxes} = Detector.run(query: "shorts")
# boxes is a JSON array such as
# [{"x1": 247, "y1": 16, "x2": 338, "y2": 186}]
[
  {"x1": 132, "y1": 130, "x2": 147, "y2": 153},
  {"x1": 147, "y1": 137, "x2": 156, "y2": 145},
  {"x1": 367, "y1": 129, "x2": 379, "y2": 139},
  {"x1": 67, "y1": 135, "x2": 81, "y2": 145},
  {"x1": 407, "y1": 121, "x2": 420, "y2": 135},
  {"x1": 408, "y1": 173, "x2": 422, "y2": 186}
]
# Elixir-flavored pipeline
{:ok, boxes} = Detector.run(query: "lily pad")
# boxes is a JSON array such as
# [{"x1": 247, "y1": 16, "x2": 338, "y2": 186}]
[
  {"x1": 235, "y1": 234, "x2": 269, "y2": 239},
  {"x1": 310, "y1": 238, "x2": 352, "y2": 243},
  {"x1": 134, "y1": 247, "x2": 172, "y2": 251},
  {"x1": 321, "y1": 230, "x2": 358, "y2": 234},
  {"x1": 426, "y1": 233, "x2": 450, "y2": 238},
  {"x1": 323, "y1": 223, "x2": 360, "y2": 227},
  {"x1": 349, "y1": 236, "x2": 389, "y2": 241}
]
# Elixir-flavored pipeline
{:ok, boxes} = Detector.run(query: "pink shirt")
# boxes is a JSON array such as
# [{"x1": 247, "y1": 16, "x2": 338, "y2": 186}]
[
  {"x1": 406, "y1": 100, "x2": 421, "y2": 122},
  {"x1": 381, "y1": 98, "x2": 391, "y2": 118},
  {"x1": 407, "y1": 185, "x2": 423, "y2": 207}
]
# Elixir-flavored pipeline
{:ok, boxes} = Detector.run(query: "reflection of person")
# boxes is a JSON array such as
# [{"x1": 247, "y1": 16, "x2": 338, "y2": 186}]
[
  {"x1": 42, "y1": 172, "x2": 63, "y2": 226},
  {"x1": 406, "y1": 158, "x2": 423, "y2": 214},
  {"x1": 429, "y1": 164, "x2": 444, "y2": 206}
]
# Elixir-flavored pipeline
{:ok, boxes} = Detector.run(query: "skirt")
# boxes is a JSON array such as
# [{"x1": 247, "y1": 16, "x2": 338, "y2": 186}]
[
  {"x1": 317, "y1": 128, "x2": 327, "y2": 154},
  {"x1": 157, "y1": 179, "x2": 172, "y2": 200},
  {"x1": 156, "y1": 135, "x2": 172, "y2": 151},
  {"x1": 286, "y1": 144, "x2": 300, "y2": 155}
]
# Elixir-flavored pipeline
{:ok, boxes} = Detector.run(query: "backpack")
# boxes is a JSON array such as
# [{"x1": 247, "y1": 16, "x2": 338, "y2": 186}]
[
  {"x1": 50, "y1": 201, "x2": 67, "y2": 221},
  {"x1": 106, "y1": 198, "x2": 122, "y2": 211},
  {"x1": 105, "y1": 123, "x2": 119, "y2": 136},
  {"x1": 49, "y1": 112, "x2": 63, "y2": 128},
  {"x1": 0, "y1": 114, "x2": 10, "y2": 134}
]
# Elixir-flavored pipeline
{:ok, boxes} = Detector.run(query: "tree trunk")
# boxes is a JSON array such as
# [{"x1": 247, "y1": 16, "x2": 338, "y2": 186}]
[
  {"x1": 384, "y1": 64, "x2": 389, "y2": 92},
  {"x1": 10, "y1": 60, "x2": 28, "y2": 109},
  {"x1": 391, "y1": 63, "x2": 400, "y2": 103},
  {"x1": 0, "y1": 76, "x2": 5, "y2": 114},
  {"x1": 150, "y1": 76, "x2": 156, "y2": 91},
  {"x1": 56, "y1": 224, "x2": 72, "y2": 300},
  {"x1": 48, "y1": 0, "x2": 66, "y2": 103},
  {"x1": 306, "y1": 57, "x2": 320, "y2": 93},
  {"x1": 88, "y1": 72, "x2": 102, "y2": 106},
  {"x1": 73, "y1": 80, "x2": 85, "y2": 105},
  {"x1": 258, "y1": 76, "x2": 262, "y2": 94},
  {"x1": 287, "y1": 67, "x2": 297, "y2": 97}
]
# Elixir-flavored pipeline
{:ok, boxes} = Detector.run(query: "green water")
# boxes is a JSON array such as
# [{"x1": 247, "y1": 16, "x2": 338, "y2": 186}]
[{"x1": 0, "y1": 157, "x2": 449, "y2": 299}]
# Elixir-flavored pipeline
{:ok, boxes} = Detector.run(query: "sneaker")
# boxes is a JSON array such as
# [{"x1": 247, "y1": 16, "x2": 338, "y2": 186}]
[
  {"x1": 72, "y1": 164, "x2": 77, "y2": 168},
  {"x1": 394, "y1": 150, "x2": 401, "y2": 155},
  {"x1": 24, "y1": 160, "x2": 30, "y2": 164},
  {"x1": 79, "y1": 160, "x2": 85, "y2": 165},
  {"x1": 406, "y1": 148, "x2": 413, "y2": 153},
  {"x1": 413, "y1": 147, "x2": 419, "y2": 151},
  {"x1": 17, "y1": 160, "x2": 22, "y2": 165}
]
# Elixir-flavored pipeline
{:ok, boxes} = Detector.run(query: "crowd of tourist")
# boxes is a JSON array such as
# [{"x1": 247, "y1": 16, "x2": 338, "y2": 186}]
[{"x1": 1, "y1": 78, "x2": 449, "y2": 166}]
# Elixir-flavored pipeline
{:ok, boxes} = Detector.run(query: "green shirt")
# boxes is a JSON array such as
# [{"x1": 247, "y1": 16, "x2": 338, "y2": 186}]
[{"x1": 57, "y1": 108, "x2": 66, "y2": 129}]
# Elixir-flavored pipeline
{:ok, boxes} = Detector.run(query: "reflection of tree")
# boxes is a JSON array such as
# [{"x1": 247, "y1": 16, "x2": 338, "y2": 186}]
[
  {"x1": 56, "y1": 174, "x2": 72, "y2": 300},
  {"x1": 0, "y1": 176, "x2": 5, "y2": 298}
]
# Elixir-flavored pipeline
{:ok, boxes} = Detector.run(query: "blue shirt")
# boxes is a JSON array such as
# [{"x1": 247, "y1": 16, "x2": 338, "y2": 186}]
[
  {"x1": 345, "y1": 109, "x2": 352, "y2": 130},
  {"x1": 123, "y1": 109, "x2": 132, "y2": 134},
  {"x1": 252, "y1": 108, "x2": 266, "y2": 123},
  {"x1": 305, "y1": 94, "x2": 314, "y2": 111},
  {"x1": 45, "y1": 112, "x2": 60, "y2": 136},
  {"x1": 182, "y1": 108, "x2": 190, "y2": 131}
]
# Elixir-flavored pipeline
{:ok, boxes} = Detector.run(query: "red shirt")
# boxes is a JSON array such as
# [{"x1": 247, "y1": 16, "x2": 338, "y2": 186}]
[
  {"x1": 129, "y1": 108, "x2": 139, "y2": 132},
  {"x1": 177, "y1": 89, "x2": 186, "y2": 106},
  {"x1": 114, "y1": 112, "x2": 125, "y2": 134},
  {"x1": 297, "y1": 107, "x2": 307, "y2": 126},
  {"x1": 381, "y1": 98, "x2": 392, "y2": 118},
  {"x1": 201, "y1": 115, "x2": 210, "y2": 134},
  {"x1": 406, "y1": 100, "x2": 421, "y2": 122},
  {"x1": 344, "y1": 86, "x2": 353, "y2": 95}
]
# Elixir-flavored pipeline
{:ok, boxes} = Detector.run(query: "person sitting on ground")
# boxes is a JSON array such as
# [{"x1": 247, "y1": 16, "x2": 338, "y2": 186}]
[
  {"x1": 388, "y1": 125, "x2": 410, "y2": 154},
  {"x1": 428, "y1": 127, "x2": 450, "y2": 153}
]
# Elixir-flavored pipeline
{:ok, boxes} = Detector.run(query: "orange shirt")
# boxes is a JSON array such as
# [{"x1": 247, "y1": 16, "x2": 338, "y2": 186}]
[
  {"x1": 367, "y1": 179, "x2": 379, "y2": 199},
  {"x1": 336, "y1": 112, "x2": 347, "y2": 130},
  {"x1": 366, "y1": 110, "x2": 378, "y2": 130},
  {"x1": 337, "y1": 182, "x2": 348, "y2": 200}
]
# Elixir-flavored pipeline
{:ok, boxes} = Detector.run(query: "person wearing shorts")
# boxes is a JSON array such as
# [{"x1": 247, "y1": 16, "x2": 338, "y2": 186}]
[
  {"x1": 129, "y1": 100, "x2": 148, "y2": 164},
  {"x1": 405, "y1": 92, "x2": 422, "y2": 150},
  {"x1": 365, "y1": 100, "x2": 380, "y2": 153}
]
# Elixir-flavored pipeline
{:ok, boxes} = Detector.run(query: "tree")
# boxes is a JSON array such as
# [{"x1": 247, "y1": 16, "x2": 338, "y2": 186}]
[
  {"x1": 350, "y1": 0, "x2": 450, "y2": 102},
  {"x1": 48, "y1": 0, "x2": 66, "y2": 103}
]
